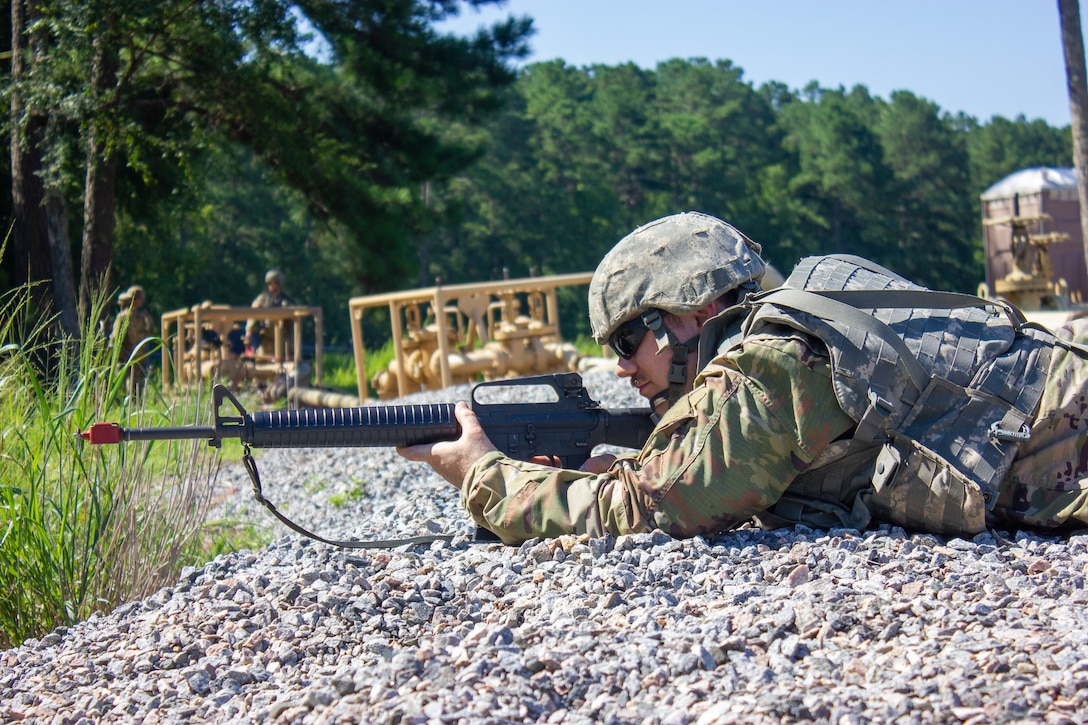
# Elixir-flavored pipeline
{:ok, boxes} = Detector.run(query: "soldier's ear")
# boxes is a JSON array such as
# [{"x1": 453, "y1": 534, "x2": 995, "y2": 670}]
[{"x1": 692, "y1": 301, "x2": 725, "y2": 327}]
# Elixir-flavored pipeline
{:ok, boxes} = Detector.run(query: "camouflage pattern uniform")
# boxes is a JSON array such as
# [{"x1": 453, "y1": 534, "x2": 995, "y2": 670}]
[
  {"x1": 111, "y1": 285, "x2": 156, "y2": 388},
  {"x1": 459, "y1": 213, "x2": 1088, "y2": 544},
  {"x1": 110, "y1": 287, "x2": 155, "y2": 360},
  {"x1": 462, "y1": 329, "x2": 854, "y2": 542},
  {"x1": 996, "y1": 318, "x2": 1088, "y2": 527},
  {"x1": 246, "y1": 269, "x2": 295, "y2": 355},
  {"x1": 463, "y1": 315, "x2": 1088, "y2": 544},
  {"x1": 248, "y1": 289, "x2": 295, "y2": 310}
]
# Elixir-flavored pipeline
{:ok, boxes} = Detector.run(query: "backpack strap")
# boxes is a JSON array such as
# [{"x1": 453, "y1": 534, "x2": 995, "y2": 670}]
[{"x1": 746, "y1": 287, "x2": 930, "y2": 395}]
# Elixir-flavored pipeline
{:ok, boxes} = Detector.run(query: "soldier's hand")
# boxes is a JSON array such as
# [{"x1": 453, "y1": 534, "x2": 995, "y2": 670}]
[
  {"x1": 526, "y1": 453, "x2": 615, "y2": 472},
  {"x1": 579, "y1": 453, "x2": 617, "y2": 474},
  {"x1": 397, "y1": 401, "x2": 497, "y2": 489}
]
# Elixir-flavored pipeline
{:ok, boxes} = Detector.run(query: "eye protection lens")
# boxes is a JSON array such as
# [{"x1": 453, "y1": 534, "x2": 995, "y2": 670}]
[{"x1": 608, "y1": 317, "x2": 650, "y2": 359}]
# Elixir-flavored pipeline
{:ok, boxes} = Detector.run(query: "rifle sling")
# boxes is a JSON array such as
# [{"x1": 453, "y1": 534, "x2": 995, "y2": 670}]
[{"x1": 242, "y1": 445, "x2": 461, "y2": 550}]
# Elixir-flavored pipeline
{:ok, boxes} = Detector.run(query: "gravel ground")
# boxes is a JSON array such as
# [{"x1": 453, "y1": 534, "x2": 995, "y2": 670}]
[{"x1": 3, "y1": 369, "x2": 1088, "y2": 724}]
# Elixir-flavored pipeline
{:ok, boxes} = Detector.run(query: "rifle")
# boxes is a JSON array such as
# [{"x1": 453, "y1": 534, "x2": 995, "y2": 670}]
[{"x1": 80, "y1": 373, "x2": 655, "y2": 548}]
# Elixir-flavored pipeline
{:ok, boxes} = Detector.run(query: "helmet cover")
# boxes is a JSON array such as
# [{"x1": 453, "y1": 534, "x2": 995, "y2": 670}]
[{"x1": 589, "y1": 212, "x2": 766, "y2": 343}]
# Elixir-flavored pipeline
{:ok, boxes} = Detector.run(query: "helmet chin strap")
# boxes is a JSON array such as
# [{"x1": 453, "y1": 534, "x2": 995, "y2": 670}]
[
  {"x1": 640, "y1": 308, "x2": 699, "y2": 413},
  {"x1": 639, "y1": 288, "x2": 752, "y2": 416},
  {"x1": 646, "y1": 343, "x2": 690, "y2": 417},
  {"x1": 664, "y1": 336, "x2": 698, "y2": 406}
]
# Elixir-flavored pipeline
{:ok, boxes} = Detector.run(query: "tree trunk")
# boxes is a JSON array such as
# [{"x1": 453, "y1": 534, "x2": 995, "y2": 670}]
[
  {"x1": 9, "y1": 0, "x2": 79, "y2": 338},
  {"x1": 1059, "y1": 0, "x2": 1088, "y2": 276},
  {"x1": 46, "y1": 192, "x2": 79, "y2": 337},
  {"x1": 79, "y1": 138, "x2": 118, "y2": 312},
  {"x1": 9, "y1": 0, "x2": 53, "y2": 312},
  {"x1": 79, "y1": 34, "x2": 119, "y2": 312}
]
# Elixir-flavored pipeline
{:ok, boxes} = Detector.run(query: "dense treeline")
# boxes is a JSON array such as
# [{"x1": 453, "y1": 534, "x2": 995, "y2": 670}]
[
  {"x1": 3, "y1": 0, "x2": 531, "y2": 345},
  {"x1": 2, "y1": 2, "x2": 1074, "y2": 346},
  {"x1": 117, "y1": 65, "x2": 1073, "y2": 345},
  {"x1": 419, "y1": 67, "x2": 1073, "y2": 339}
]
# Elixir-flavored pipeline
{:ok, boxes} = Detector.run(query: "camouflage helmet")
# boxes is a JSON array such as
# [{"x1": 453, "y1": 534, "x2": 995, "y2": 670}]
[
  {"x1": 265, "y1": 269, "x2": 285, "y2": 285},
  {"x1": 589, "y1": 212, "x2": 766, "y2": 344},
  {"x1": 125, "y1": 285, "x2": 145, "y2": 301}
]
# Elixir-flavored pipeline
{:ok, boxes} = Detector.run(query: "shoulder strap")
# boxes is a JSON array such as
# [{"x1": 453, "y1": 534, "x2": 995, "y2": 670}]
[{"x1": 746, "y1": 287, "x2": 930, "y2": 392}]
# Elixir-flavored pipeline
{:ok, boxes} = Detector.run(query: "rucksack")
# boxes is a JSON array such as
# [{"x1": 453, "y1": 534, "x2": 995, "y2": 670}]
[{"x1": 735, "y1": 254, "x2": 1066, "y2": 535}]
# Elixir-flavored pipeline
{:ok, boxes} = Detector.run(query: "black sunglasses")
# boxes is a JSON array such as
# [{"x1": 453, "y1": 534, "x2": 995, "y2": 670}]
[{"x1": 608, "y1": 316, "x2": 650, "y2": 359}]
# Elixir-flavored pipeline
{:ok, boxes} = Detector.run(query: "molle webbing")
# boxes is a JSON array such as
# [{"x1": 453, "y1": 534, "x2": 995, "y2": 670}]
[{"x1": 739, "y1": 254, "x2": 1057, "y2": 534}]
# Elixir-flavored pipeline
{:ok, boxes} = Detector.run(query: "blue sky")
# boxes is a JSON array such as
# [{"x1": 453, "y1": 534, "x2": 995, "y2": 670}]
[{"x1": 437, "y1": 0, "x2": 1075, "y2": 127}]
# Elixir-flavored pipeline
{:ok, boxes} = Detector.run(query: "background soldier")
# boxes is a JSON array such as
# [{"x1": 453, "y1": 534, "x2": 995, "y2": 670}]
[
  {"x1": 245, "y1": 268, "x2": 295, "y2": 357},
  {"x1": 110, "y1": 285, "x2": 156, "y2": 390}
]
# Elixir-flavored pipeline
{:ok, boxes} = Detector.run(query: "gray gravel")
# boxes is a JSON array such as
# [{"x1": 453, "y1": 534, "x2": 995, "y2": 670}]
[{"x1": 3, "y1": 369, "x2": 1088, "y2": 724}]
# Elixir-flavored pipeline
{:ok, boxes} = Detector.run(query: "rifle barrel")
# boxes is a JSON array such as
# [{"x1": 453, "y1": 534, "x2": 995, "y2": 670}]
[
  {"x1": 123, "y1": 425, "x2": 219, "y2": 441},
  {"x1": 79, "y1": 422, "x2": 220, "y2": 444}
]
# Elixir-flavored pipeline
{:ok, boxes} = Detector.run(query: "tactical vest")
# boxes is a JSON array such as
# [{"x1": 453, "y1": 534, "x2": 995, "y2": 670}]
[{"x1": 727, "y1": 254, "x2": 1065, "y2": 536}]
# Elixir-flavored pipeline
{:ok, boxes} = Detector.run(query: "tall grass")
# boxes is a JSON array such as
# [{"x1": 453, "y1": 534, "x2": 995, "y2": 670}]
[
  {"x1": 0, "y1": 284, "x2": 223, "y2": 648},
  {"x1": 321, "y1": 340, "x2": 398, "y2": 398},
  {"x1": 320, "y1": 350, "x2": 362, "y2": 393}
]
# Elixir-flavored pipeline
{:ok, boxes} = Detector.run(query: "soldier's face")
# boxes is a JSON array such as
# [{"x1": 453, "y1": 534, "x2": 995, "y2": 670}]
[
  {"x1": 268, "y1": 280, "x2": 281, "y2": 295},
  {"x1": 614, "y1": 313, "x2": 701, "y2": 406}
]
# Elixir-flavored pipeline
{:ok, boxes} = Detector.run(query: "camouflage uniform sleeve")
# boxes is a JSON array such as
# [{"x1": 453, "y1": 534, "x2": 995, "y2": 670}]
[
  {"x1": 124, "y1": 314, "x2": 144, "y2": 350},
  {"x1": 109, "y1": 311, "x2": 127, "y2": 346},
  {"x1": 133, "y1": 309, "x2": 156, "y2": 340},
  {"x1": 995, "y1": 317, "x2": 1088, "y2": 528},
  {"x1": 460, "y1": 334, "x2": 855, "y2": 544},
  {"x1": 246, "y1": 292, "x2": 268, "y2": 334}
]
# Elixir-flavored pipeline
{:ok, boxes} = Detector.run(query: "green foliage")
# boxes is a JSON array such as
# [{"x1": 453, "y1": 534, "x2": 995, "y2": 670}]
[
  {"x1": 6, "y1": 5, "x2": 1078, "y2": 349},
  {"x1": 418, "y1": 63, "x2": 1066, "y2": 300},
  {"x1": 0, "y1": 283, "x2": 223, "y2": 648},
  {"x1": 367, "y1": 338, "x2": 399, "y2": 372},
  {"x1": 306, "y1": 345, "x2": 397, "y2": 399},
  {"x1": 112, "y1": 142, "x2": 361, "y2": 345},
  {"x1": 361, "y1": 339, "x2": 400, "y2": 398},
  {"x1": 572, "y1": 335, "x2": 608, "y2": 359},
  {"x1": 328, "y1": 477, "x2": 368, "y2": 509},
  {"x1": 2, "y1": 5, "x2": 1080, "y2": 644},
  {"x1": 321, "y1": 350, "x2": 360, "y2": 392},
  {"x1": 966, "y1": 114, "x2": 1072, "y2": 195},
  {"x1": 196, "y1": 519, "x2": 274, "y2": 561},
  {"x1": 778, "y1": 85, "x2": 893, "y2": 261},
  {"x1": 412, "y1": 61, "x2": 1054, "y2": 313},
  {"x1": 6, "y1": 0, "x2": 532, "y2": 324},
  {"x1": 303, "y1": 478, "x2": 328, "y2": 495},
  {"x1": 8, "y1": 2, "x2": 1079, "y2": 341},
  {"x1": 874, "y1": 91, "x2": 978, "y2": 290}
]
